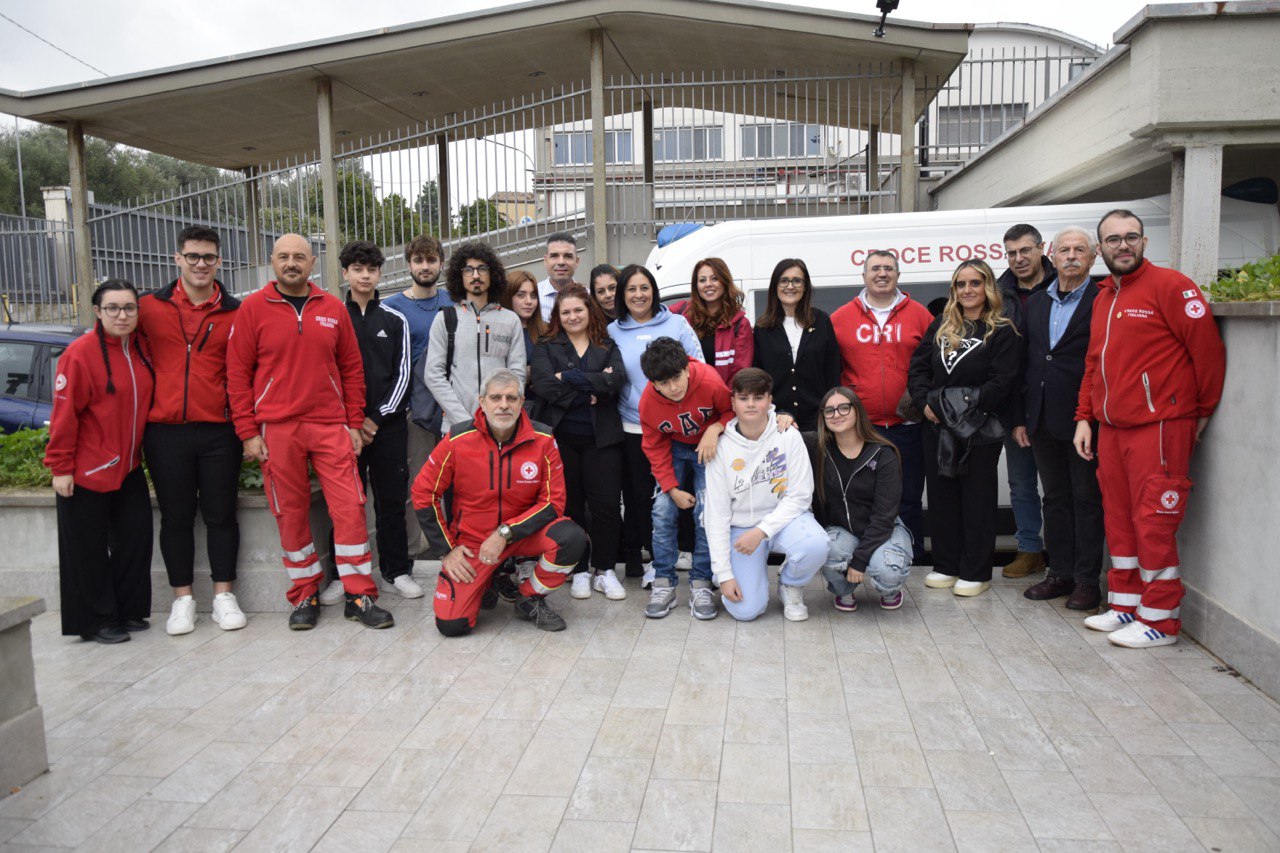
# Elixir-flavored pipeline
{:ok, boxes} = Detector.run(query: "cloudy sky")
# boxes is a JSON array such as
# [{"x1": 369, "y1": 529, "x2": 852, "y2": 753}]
[{"x1": 1, "y1": 0, "x2": 1150, "y2": 93}]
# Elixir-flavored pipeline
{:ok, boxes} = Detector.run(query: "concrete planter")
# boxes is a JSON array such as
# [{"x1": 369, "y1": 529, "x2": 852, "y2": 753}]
[
  {"x1": 0, "y1": 488, "x2": 335, "y2": 614},
  {"x1": 1179, "y1": 302, "x2": 1280, "y2": 699},
  {"x1": 0, "y1": 595, "x2": 48, "y2": 794}
]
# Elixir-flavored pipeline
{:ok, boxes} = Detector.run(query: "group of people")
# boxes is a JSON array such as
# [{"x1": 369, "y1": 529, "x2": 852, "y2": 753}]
[{"x1": 46, "y1": 211, "x2": 1224, "y2": 654}]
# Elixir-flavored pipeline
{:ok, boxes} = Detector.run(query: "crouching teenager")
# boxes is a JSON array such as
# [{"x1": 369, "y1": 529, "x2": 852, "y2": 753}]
[
  {"x1": 806, "y1": 387, "x2": 913, "y2": 612},
  {"x1": 705, "y1": 369, "x2": 826, "y2": 622}
]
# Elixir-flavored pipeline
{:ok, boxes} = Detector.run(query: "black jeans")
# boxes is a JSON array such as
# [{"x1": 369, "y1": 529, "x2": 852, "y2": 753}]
[
  {"x1": 1031, "y1": 422, "x2": 1104, "y2": 586},
  {"x1": 923, "y1": 427, "x2": 1002, "y2": 582},
  {"x1": 558, "y1": 431, "x2": 624, "y2": 574},
  {"x1": 882, "y1": 421, "x2": 926, "y2": 561},
  {"x1": 57, "y1": 466, "x2": 153, "y2": 636},
  {"x1": 621, "y1": 431, "x2": 654, "y2": 559},
  {"x1": 143, "y1": 421, "x2": 241, "y2": 587},
  {"x1": 359, "y1": 414, "x2": 412, "y2": 581}
]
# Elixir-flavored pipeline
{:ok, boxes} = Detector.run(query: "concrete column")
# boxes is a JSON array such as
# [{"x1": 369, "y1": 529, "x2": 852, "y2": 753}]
[
  {"x1": 1169, "y1": 149, "x2": 1185, "y2": 267},
  {"x1": 898, "y1": 62, "x2": 918, "y2": 214},
  {"x1": 243, "y1": 166, "x2": 263, "y2": 270},
  {"x1": 589, "y1": 28, "x2": 608, "y2": 263},
  {"x1": 436, "y1": 137, "x2": 451, "y2": 242},
  {"x1": 66, "y1": 123, "x2": 95, "y2": 327},
  {"x1": 1174, "y1": 144, "x2": 1224, "y2": 286},
  {"x1": 316, "y1": 78, "x2": 341, "y2": 295}
]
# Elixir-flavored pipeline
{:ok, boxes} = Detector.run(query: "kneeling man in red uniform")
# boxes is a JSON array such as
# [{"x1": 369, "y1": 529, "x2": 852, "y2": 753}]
[
  {"x1": 1073, "y1": 209, "x2": 1225, "y2": 648},
  {"x1": 414, "y1": 368, "x2": 585, "y2": 635}
]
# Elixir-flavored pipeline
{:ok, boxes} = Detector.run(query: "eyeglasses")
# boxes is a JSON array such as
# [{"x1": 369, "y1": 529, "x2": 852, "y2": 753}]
[
  {"x1": 463, "y1": 265, "x2": 490, "y2": 277},
  {"x1": 1102, "y1": 233, "x2": 1143, "y2": 249},
  {"x1": 181, "y1": 253, "x2": 219, "y2": 266},
  {"x1": 1005, "y1": 247, "x2": 1039, "y2": 260},
  {"x1": 99, "y1": 304, "x2": 138, "y2": 317},
  {"x1": 822, "y1": 403, "x2": 853, "y2": 418},
  {"x1": 778, "y1": 277, "x2": 805, "y2": 290}
]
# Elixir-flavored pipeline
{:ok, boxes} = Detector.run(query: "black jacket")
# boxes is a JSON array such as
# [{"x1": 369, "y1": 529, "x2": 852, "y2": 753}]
[
  {"x1": 907, "y1": 317, "x2": 1022, "y2": 429},
  {"x1": 997, "y1": 256, "x2": 1055, "y2": 328},
  {"x1": 346, "y1": 293, "x2": 411, "y2": 425},
  {"x1": 1017, "y1": 281, "x2": 1098, "y2": 440},
  {"x1": 803, "y1": 433, "x2": 902, "y2": 572},
  {"x1": 753, "y1": 308, "x2": 841, "y2": 431},
  {"x1": 529, "y1": 332, "x2": 627, "y2": 448}
]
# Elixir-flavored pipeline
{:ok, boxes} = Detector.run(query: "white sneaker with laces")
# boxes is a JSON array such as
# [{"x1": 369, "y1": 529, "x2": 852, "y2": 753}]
[
  {"x1": 1084, "y1": 609, "x2": 1136, "y2": 632},
  {"x1": 211, "y1": 592, "x2": 247, "y2": 630},
  {"x1": 641, "y1": 563, "x2": 656, "y2": 589},
  {"x1": 391, "y1": 574, "x2": 424, "y2": 599},
  {"x1": 675, "y1": 551, "x2": 693, "y2": 571},
  {"x1": 319, "y1": 579, "x2": 345, "y2": 606},
  {"x1": 167, "y1": 595, "x2": 196, "y2": 635},
  {"x1": 779, "y1": 584, "x2": 809, "y2": 622},
  {"x1": 1107, "y1": 620, "x2": 1177, "y2": 648},
  {"x1": 570, "y1": 572, "x2": 593, "y2": 599},
  {"x1": 593, "y1": 569, "x2": 627, "y2": 600}
]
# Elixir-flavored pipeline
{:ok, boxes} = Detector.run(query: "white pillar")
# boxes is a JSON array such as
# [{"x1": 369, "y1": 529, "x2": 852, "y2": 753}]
[
  {"x1": 1168, "y1": 150, "x2": 1185, "y2": 267},
  {"x1": 316, "y1": 78, "x2": 341, "y2": 295},
  {"x1": 66, "y1": 122, "x2": 94, "y2": 327},
  {"x1": 898, "y1": 62, "x2": 918, "y2": 214},
  {"x1": 589, "y1": 29, "x2": 608, "y2": 264},
  {"x1": 1174, "y1": 144, "x2": 1223, "y2": 287}
]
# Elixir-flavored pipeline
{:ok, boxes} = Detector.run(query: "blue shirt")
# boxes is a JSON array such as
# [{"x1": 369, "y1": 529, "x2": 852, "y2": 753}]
[
  {"x1": 383, "y1": 289, "x2": 454, "y2": 362},
  {"x1": 1046, "y1": 281, "x2": 1089, "y2": 350}
]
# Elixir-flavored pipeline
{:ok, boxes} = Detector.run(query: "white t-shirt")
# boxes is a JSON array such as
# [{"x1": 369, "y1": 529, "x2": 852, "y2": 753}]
[
  {"x1": 859, "y1": 289, "x2": 905, "y2": 328},
  {"x1": 783, "y1": 316, "x2": 804, "y2": 360}
]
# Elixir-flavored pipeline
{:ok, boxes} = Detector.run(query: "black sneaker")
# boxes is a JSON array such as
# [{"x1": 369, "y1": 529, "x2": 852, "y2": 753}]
[
  {"x1": 492, "y1": 569, "x2": 521, "y2": 603},
  {"x1": 288, "y1": 594, "x2": 319, "y2": 630},
  {"x1": 513, "y1": 595, "x2": 566, "y2": 632},
  {"x1": 344, "y1": 593, "x2": 394, "y2": 629},
  {"x1": 123, "y1": 619, "x2": 150, "y2": 632},
  {"x1": 82, "y1": 624, "x2": 130, "y2": 644}
]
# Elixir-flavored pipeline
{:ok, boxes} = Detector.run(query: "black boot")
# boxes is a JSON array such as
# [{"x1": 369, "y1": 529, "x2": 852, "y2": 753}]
[
  {"x1": 345, "y1": 593, "x2": 394, "y2": 629},
  {"x1": 82, "y1": 624, "x2": 130, "y2": 644},
  {"x1": 288, "y1": 594, "x2": 319, "y2": 630}
]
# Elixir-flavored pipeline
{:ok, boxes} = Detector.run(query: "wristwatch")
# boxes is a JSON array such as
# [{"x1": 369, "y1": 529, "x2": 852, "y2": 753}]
[{"x1": 497, "y1": 523, "x2": 514, "y2": 542}]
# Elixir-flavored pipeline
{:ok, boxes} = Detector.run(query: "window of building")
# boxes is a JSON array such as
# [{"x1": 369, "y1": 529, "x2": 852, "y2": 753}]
[
  {"x1": 652, "y1": 127, "x2": 724, "y2": 162},
  {"x1": 552, "y1": 130, "x2": 633, "y2": 165},
  {"x1": 740, "y1": 123, "x2": 822, "y2": 159},
  {"x1": 935, "y1": 104, "x2": 1028, "y2": 147}
]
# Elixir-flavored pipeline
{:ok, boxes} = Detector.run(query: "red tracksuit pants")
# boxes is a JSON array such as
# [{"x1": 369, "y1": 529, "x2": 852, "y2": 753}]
[
  {"x1": 260, "y1": 421, "x2": 377, "y2": 606},
  {"x1": 434, "y1": 517, "x2": 584, "y2": 633},
  {"x1": 1096, "y1": 417, "x2": 1196, "y2": 636}
]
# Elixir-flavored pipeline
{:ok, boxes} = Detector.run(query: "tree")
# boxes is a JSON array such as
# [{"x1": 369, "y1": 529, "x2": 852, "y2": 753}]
[
  {"x1": 414, "y1": 179, "x2": 441, "y2": 233},
  {"x1": 455, "y1": 198, "x2": 509, "y2": 237}
]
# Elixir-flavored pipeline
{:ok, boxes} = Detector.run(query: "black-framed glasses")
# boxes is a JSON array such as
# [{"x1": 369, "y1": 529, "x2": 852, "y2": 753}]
[
  {"x1": 1102, "y1": 233, "x2": 1143, "y2": 249},
  {"x1": 99, "y1": 304, "x2": 139, "y2": 317},
  {"x1": 463, "y1": 265, "x2": 490, "y2": 277},
  {"x1": 181, "y1": 252, "x2": 219, "y2": 266},
  {"x1": 822, "y1": 402, "x2": 853, "y2": 418},
  {"x1": 778, "y1": 277, "x2": 805, "y2": 289}
]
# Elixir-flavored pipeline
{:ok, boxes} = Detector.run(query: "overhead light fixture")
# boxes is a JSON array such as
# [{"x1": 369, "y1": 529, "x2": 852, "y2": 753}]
[
  {"x1": 528, "y1": 70, "x2": 546, "y2": 78},
  {"x1": 242, "y1": 146, "x2": 256, "y2": 151},
  {"x1": 872, "y1": 0, "x2": 899, "y2": 38},
  {"x1": 412, "y1": 90, "x2": 430, "y2": 97}
]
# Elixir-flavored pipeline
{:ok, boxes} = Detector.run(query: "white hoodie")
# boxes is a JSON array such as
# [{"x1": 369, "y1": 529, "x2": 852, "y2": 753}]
[{"x1": 704, "y1": 409, "x2": 815, "y2": 584}]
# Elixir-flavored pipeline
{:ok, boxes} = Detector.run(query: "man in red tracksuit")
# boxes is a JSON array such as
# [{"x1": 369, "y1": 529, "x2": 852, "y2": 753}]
[
  {"x1": 413, "y1": 368, "x2": 585, "y2": 636},
  {"x1": 831, "y1": 250, "x2": 934, "y2": 561},
  {"x1": 226, "y1": 233, "x2": 393, "y2": 631},
  {"x1": 1073, "y1": 209, "x2": 1225, "y2": 649}
]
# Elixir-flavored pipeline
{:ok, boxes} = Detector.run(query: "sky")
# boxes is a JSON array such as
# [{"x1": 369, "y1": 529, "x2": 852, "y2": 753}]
[{"x1": 0, "y1": 0, "x2": 1151, "y2": 93}]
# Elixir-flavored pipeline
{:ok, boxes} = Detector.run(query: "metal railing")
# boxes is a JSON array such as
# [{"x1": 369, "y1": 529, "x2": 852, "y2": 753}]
[{"x1": 0, "y1": 213, "x2": 77, "y2": 324}]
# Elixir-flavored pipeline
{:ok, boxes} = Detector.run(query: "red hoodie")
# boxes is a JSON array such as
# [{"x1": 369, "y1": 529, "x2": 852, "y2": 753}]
[
  {"x1": 45, "y1": 330, "x2": 154, "y2": 492},
  {"x1": 226, "y1": 282, "x2": 366, "y2": 440},
  {"x1": 639, "y1": 359, "x2": 732, "y2": 492},
  {"x1": 1076, "y1": 260, "x2": 1225, "y2": 428},
  {"x1": 831, "y1": 293, "x2": 934, "y2": 427},
  {"x1": 137, "y1": 280, "x2": 240, "y2": 424}
]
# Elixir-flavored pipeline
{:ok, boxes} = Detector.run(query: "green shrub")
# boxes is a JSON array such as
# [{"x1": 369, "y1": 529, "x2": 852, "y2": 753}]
[
  {"x1": 1210, "y1": 254, "x2": 1280, "y2": 302},
  {"x1": 0, "y1": 428, "x2": 52, "y2": 488}
]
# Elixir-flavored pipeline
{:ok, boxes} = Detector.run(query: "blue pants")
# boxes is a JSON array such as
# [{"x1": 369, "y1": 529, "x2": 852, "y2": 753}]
[
  {"x1": 881, "y1": 422, "x2": 926, "y2": 561},
  {"x1": 821, "y1": 521, "x2": 913, "y2": 597},
  {"x1": 651, "y1": 441, "x2": 710, "y2": 585},
  {"x1": 722, "y1": 513, "x2": 827, "y2": 621},
  {"x1": 1004, "y1": 436, "x2": 1044, "y2": 553}
]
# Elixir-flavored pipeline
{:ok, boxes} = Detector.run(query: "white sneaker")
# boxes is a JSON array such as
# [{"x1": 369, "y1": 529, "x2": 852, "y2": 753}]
[
  {"x1": 1107, "y1": 620, "x2": 1177, "y2": 648},
  {"x1": 780, "y1": 584, "x2": 809, "y2": 621},
  {"x1": 924, "y1": 571, "x2": 958, "y2": 589},
  {"x1": 641, "y1": 563, "x2": 656, "y2": 589},
  {"x1": 952, "y1": 580, "x2": 990, "y2": 597},
  {"x1": 1084, "y1": 609, "x2": 1136, "y2": 632},
  {"x1": 593, "y1": 569, "x2": 627, "y2": 600},
  {"x1": 211, "y1": 592, "x2": 247, "y2": 630},
  {"x1": 391, "y1": 574, "x2": 424, "y2": 599},
  {"x1": 675, "y1": 551, "x2": 693, "y2": 571},
  {"x1": 319, "y1": 579, "x2": 345, "y2": 606},
  {"x1": 166, "y1": 595, "x2": 196, "y2": 635},
  {"x1": 570, "y1": 572, "x2": 592, "y2": 599}
]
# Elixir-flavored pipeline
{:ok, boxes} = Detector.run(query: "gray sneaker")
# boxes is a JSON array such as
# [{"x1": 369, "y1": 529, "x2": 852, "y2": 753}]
[
  {"x1": 689, "y1": 583, "x2": 718, "y2": 621},
  {"x1": 513, "y1": 595, "x2": 566, "y2": 632},
  {"x1": 645, "y1": 580, "x2": 678, "y2": 619}
]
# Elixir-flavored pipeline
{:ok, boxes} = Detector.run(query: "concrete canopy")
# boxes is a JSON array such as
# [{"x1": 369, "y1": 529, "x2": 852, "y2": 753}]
[{"x1": 0, "y1": 0, "x2": 969, "y2": 170}]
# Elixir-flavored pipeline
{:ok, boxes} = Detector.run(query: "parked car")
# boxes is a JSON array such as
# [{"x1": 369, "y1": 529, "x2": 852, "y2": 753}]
[{"x1": 0, "y1": 325, "x2": 83, "y2": 433}]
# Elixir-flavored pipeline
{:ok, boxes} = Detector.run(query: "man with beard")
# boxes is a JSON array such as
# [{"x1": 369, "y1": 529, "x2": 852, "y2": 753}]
[
  {"x1": 1074, "y1": 210, "x2": 1225, "y2": 648},
  {"x1": 537, "y1": 232, "x2": 582, "y2": 322},
  {"x1": 384, "y1": 235, "x2": 451, "y2": 556},
  {"x1": 227, "y1": 233, "x2": 393, "y2": 630}
]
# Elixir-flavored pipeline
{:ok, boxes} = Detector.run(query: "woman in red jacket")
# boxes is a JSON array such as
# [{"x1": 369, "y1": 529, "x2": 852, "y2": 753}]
[
  {"x1": 677, "y1": 257, "x2": 753, "y2": 384},
  {"x1": 44, "y1": 280, "x2": 156, "y2": 644}
]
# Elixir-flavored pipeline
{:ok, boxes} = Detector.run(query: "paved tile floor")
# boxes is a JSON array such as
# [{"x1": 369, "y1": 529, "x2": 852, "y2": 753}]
[{"x1": 4, "y1": 565, "x2": 1280, "y2": 852}]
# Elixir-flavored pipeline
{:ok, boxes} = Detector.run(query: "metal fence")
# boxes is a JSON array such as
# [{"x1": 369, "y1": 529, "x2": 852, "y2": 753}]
[{"x1": 0, "y1": 213, "x2": 77, "y2": 324}]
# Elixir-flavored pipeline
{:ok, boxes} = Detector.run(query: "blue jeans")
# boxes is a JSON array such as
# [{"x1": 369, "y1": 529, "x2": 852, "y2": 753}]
[
  {"x1": 881, "y1": 422, "x2": 925, "y2": 561},
  {"x1": 1003, "y1": 436, "x2": 1044, "y2": 553},
  {"x1": 821, "y1": 521, "x2": 913, "y2": 597},
  {"x1": 651, "y1": 441, "x2": 710, "y2": 585},
  {"x1": 722, "y1": 513, "x2": 827, "y2": 622}
]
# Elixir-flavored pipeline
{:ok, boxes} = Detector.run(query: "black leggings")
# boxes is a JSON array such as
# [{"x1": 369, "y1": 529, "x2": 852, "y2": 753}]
[
  {"x1": 621, "y1": 431, "x2": 654, "y2": 559},
  {"x1": 359, "y1": 414, "x2": 412, "y2": 581},
  {"x1": 144, "y1": 421, "x2": 241, "y2": 587},
  {"x1": 558, "y1": 432, "x2": 623, "y2": 574},
  {"x1": 923, "y1": 427, "x2": 1001, "y2": 583}
]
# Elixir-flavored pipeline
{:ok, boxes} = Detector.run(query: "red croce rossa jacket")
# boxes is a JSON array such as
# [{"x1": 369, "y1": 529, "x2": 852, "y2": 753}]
[
  {"x1": 137, "y1": 279, "x2": 240, "y2": 424},
  {"x1": 831, "y1": 293, "x2": 934, "y2": 427},
  {"x1": 225, "y1": 282, "x2": 366, "y2": 441},
  {"x1": 45, "y1": 331, "x2": 154, "y2": 492},
  {"x1": 1076, "y1": 260, "x2": 1225, "y2": 429},
  {"x1": 412, "y1": 407, "x2": 567, "y2": 554}
]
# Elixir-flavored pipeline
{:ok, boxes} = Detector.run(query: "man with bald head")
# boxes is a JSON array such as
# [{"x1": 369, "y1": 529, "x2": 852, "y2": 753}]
[{"x1": 227, "y1": 234, "x2": 394, "y2": 630}]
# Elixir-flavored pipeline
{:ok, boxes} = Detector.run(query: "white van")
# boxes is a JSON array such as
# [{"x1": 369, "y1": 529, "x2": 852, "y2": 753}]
[{"x1": 645, "y1": 195, "x2": 1280, "y2": 315}]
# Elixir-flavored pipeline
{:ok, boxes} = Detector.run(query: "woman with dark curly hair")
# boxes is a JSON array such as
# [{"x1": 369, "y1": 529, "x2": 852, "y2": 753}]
[
  {"x1": 423, "y1": 241, "x2": 527, "y2": 430},
  {"x1": 675, "y1": 257, "x2": 753, "y2": 384}
]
